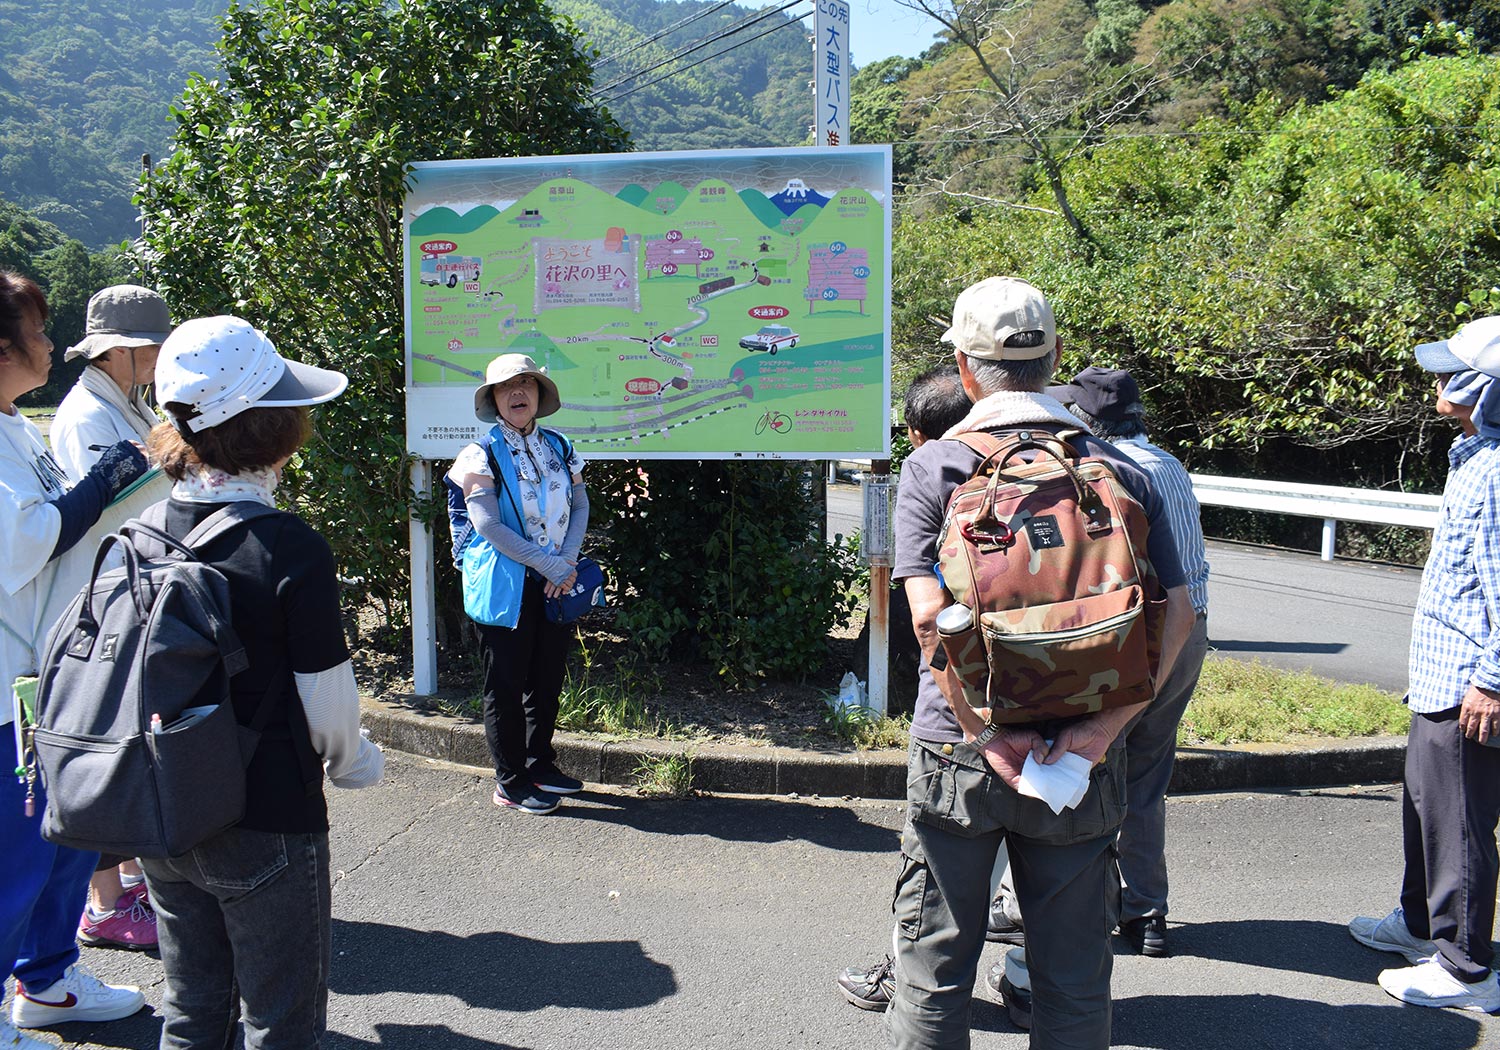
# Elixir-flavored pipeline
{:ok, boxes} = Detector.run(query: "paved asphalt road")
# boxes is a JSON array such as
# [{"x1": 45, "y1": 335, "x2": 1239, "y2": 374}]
[
  {"x1": 32, "y1": 752, "x2": 1500, "y2": 1050},
  {"x1": 828, "y1": 484, "x2": 1421, "y2": 693}
]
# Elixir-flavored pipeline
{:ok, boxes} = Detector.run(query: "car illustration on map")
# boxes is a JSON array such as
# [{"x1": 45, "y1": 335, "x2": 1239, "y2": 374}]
[{"x1": 738, "y1": 324, "x2": 800, "y2": 354}]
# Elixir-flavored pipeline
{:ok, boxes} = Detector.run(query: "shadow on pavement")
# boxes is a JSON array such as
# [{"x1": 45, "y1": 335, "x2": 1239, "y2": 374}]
[
  {"x1": 1174, "y1": 917, "x2": 1500, "y2": 987},
  {"x1": 330, "y1": 919, "x2": 677, "y2": 1011},
  {"x1": 1210, "y1": 640, "x2": 1349, "y2": 654},
  {"x1": 1115, "y1": 993, "x2": 1486, "y2": 1050},
  {"x1": 328, "y1": 1022, "x2": 536, "y2": 1049},
  {"x1": 562, "y1": 792, "x2": 901, "y2": 852}
]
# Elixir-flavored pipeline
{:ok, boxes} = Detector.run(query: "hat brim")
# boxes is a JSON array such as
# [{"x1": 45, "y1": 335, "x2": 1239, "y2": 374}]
[
  {"x1": 64, "y1": 331, "x2": 170, "y2": 362},
  {"x1": 255, "y1": 358, "x2": 348, "y2": 409},
  {"x1": 1045, "y1": 383, "x2": 1078, "y2": 403},
  {"x1": 1415, "y1": 339, "x2": 1467, "y2": 374},
  {"x1": 474, "y1": 372, "x2": 562, "y2": 422}
]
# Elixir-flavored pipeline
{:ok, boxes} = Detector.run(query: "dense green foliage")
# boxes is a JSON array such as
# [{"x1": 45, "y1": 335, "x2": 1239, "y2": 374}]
[
  {"x1": 136, "y1": 0, "x2": 628, "y2": 623},
  {"x1": 589, "y1": 461, "x2": 864, "y2": 683},
  {"x1": 0, "y1": 196, "x2": 132, "y2": 402},
  {"x1": 555, "y1": 0, "x2": 813, "y2": 151},
  {"x1": 0, "y1": 0, "x2": 223, "y2": 246},
  {"x1": 889, "y1": 49, "x2": 1500, "y2": 495}
]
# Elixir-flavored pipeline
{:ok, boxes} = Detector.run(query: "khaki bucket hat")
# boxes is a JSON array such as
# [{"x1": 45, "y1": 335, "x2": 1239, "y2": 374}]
[
  {"x1": 65, "y1": 284, "x2": 173, "y2": 361},
  {"x1": 473, "y1": 353, "x2": 561, "y2": 422}
]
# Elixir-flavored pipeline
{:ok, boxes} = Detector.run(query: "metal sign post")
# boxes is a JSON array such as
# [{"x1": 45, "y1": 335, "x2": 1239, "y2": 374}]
[{"x1": 861, "y1": 463, "x2": 894, "y2": 715}]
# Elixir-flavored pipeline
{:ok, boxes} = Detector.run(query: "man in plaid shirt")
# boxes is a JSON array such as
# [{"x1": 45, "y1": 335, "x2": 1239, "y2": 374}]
[{"x1": 1349, "y1": 317, "x2": 1500, "y2": 1013}]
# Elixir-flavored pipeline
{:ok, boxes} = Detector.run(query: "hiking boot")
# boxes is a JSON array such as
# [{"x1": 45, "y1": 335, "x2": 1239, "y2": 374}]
[
  {"x1": 77, "y1": 895, "x2": 157, "y2": 950},
  {"x1": 986, "y1": 892, "x2": 1025, "y2": 946},
  {"x1": 1378, "y1": 958, "x2": 1500, "y2": 1013},
  {"x1": 984, "y1": 947, "x2": 1031, "y2": 1030},
  {"x1": 12, "y1": 964, "x2": 145, "y2": 1027},
  {"x1": 1118, "y1": 916, "x2": 1169, "y2": 957},
  {"x1": 1350, "y1": 907, "x2": 1438, "y2": 965},
  {"x1": 493, "y1": 783, "x2": 560, "y2": 815},
  {"x1": 836, "y1": 954, "x2": 895, "y2": 1011},
  {"x1": 0, "y1": 1017, "x2": 51, "y2": 1049},
  {"x1": 530, "y1": 764, "x2": 584, "y2": 796}
]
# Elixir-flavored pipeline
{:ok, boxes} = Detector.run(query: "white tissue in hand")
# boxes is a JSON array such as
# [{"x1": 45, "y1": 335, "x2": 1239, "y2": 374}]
[{"x1": 1016, "y1": 749, "x2": 1094, "y2": 815}]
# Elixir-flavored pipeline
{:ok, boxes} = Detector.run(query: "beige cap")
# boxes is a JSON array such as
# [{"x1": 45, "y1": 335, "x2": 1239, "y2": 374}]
[
  {"x1": 473, "y1": 353, "x2": 561, "y2": 422},
  {"x1": 941, "y1": 277, "x2": 1056, "y2": 361}
]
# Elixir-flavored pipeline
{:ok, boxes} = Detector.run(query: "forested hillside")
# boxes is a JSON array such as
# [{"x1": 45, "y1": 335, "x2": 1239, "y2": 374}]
[
  {"x1": 0, "y1": 0, "x2": 224, "y2": 247},
  {"x1": 553, "y1": 0, "x2": 813, "y2": 150},
  {"x1": 1, "y1": 0, "x2": 816, "y2": 248}
]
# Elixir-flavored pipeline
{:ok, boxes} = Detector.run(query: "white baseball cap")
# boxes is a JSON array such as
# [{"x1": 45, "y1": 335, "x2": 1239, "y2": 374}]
[
  {"x1": 1414, "y1": 316, "x2": 1500, "y2": 377},
  {"x1": 941, "y1": 277, "x2": 1057, "y2": 361},
  {"x1": 155, "y1": 316, "x2": 348, "y2": 433}
]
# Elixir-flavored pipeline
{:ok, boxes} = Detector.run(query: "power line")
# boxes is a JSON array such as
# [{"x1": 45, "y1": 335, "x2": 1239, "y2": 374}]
[
  {"x1": 599, "y1": 14, "x2": 809, "y2": 107},
  {"x1": 595, "y1": 0, "x2": 743, "y2": 70},
  {"x1": 594, "y1": 0, "x2": 809, "y2": 97},
  {"x1": 885, "y1": 122, "x2": 1498, "y2": 144}
]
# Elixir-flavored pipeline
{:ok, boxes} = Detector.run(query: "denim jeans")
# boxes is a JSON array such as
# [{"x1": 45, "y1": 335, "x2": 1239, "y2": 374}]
[
  {"x1": 887, "y1": 737, "x2": 1126, "y2": 1050},
  {"x1": 142, "y1": 827, "x2": 331, "y2": 1050}
]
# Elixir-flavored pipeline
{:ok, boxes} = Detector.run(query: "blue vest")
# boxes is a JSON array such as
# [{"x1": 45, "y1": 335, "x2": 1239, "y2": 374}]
[{"x1": 445, "y1": 425, "x2": 573, "y2": 628}]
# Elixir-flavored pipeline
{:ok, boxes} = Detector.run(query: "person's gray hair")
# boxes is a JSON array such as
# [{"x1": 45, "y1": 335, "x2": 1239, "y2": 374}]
[
  {"x1": 965, "y1": 351, "x2": 1056, "y2": 394},
  {"x1": 1071, "y1": 403, "x2": 1148, "y2": 440}
]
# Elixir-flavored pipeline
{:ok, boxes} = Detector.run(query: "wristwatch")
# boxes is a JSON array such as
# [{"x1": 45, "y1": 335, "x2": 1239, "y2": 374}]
[{"x1": 973, "y1": 722, "x2": 1001, "y2": 747}]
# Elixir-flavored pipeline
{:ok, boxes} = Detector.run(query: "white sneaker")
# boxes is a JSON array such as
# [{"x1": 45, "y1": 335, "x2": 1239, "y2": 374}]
[
  {"x1": 0, "y1": 1016, "x2": 51, "y2": 1049},
  {"x1": 1378, "y1": 957, "x2": 1500, "y2": 1013},
  {"x1": 1349, "y1": 907, "x2": 1438, "y2": 964},
  {"x1": 11, "y1": 963, "x2": 145, "y2": 1027}
]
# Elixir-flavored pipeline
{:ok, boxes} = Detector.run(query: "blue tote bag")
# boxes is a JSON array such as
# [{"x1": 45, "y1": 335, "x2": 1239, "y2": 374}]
[{"x1": 461, "y1": 539, "x2": 524, "y2": 628}]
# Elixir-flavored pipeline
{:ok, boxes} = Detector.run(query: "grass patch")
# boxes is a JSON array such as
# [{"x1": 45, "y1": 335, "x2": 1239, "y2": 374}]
[
  {"x1": 823, "y1": 697, "x2": 912, "y2": 750},
  {"x1": 633, "y1": 752, "x2": 694, "y2": 797},
  {"x1": 1180, "y1": 656, "x2": 1409, "y2": 746},
  {"x1": 557, "y1": 633, "x2": 683, "y2": 738}
]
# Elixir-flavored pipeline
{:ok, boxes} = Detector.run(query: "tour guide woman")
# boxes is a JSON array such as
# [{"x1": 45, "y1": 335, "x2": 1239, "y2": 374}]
[
  {"x1": 449, "y1": 353, "x2": 588, "y2": 815},
  {"x1": 142, "y1": 315, "x2": 384, "y2": 1049}
]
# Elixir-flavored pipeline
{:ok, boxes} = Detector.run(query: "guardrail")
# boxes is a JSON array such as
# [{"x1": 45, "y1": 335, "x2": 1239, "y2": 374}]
[{"x1": 1189, "y1": 475, "x2": 1443, "y2": 561}]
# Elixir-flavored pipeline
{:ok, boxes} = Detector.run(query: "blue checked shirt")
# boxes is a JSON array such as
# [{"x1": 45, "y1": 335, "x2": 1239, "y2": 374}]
[
  {"x1": 1408, "y1": 434, "x2": 1500, "y2": 713},
  {"x1": 1114, "y1": 436, "x2": 1211, "y2": 614}
]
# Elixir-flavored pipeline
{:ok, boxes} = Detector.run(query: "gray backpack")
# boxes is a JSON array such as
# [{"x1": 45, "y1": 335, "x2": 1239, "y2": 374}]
[{"x1": 32, "y1": 500, "x2": 283, "y2": 858}]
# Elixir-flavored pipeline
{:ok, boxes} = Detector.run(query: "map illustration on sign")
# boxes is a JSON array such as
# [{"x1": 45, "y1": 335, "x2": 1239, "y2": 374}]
[{"x1": 403, "y1": 146, "x2": 892, "y2": 459}]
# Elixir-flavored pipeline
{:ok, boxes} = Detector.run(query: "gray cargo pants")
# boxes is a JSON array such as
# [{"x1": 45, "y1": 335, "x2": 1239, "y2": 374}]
[{"x1": 887, "y1": 737, "x2": 1126, "y2": 1050}]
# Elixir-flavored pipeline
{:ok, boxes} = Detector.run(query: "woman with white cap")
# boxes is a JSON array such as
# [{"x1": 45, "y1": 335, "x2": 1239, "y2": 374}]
[
  {"x1": 449, "y1": 353, "x2": 588, "y2": 815},
  {"x1": 0, "y1": 271, "x2": 149, "y2": 1050},
  {"x1": 140, "y1": 315, "x2": 384, "y2": 1050}
]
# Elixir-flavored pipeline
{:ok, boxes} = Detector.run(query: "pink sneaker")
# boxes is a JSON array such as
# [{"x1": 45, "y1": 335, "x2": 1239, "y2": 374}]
[
  {"x1": 77, "y1": 896, "x2": 157, "y2": 950},
  {"x1": 116, "y1": 881, "x2": 150, "y2": 910}
]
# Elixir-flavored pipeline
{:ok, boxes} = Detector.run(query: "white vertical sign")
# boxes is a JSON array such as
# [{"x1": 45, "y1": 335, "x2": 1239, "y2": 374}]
[{"x1": 814, "y1": 0, "x2": 851, "y2": 147}]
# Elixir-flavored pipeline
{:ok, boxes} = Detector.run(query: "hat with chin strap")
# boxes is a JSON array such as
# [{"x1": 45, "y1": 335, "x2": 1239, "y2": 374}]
[{"x1": 473, "y1": 353, "x2": 561, "y2": 422}]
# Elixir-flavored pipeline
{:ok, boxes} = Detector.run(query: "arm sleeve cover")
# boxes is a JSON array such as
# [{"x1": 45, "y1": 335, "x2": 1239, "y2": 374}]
[
  {"x1": 47, "y1": 442, "x2": 148, "y2": 561},
  {"x1": 560, "y1": 483, "x2": 589, "y2": 563},
  {"x1": 293, "y1": 660, "x2": 385, "y2": 789},
  {"x1": 466, "y1": 487, "x2": 573, "y2": 584}
]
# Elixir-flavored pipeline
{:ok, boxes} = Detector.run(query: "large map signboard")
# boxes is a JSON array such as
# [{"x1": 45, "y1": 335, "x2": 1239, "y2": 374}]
[{"x1": 403, "y1": 146, "x2": 892, "y2": 460}]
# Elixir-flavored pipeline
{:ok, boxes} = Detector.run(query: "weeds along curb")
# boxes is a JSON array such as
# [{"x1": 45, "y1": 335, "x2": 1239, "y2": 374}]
[{"x1": 361, "y1": 697, "x2": 1408, "y2": 799}]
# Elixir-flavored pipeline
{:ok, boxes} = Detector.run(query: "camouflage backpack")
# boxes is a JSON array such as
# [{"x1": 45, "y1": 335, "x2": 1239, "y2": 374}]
[{"x1": 931, "y1": 429, "x2": 1166, "y2": 725}]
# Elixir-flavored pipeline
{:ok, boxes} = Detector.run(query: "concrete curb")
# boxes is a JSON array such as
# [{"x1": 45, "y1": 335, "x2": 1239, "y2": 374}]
[{"x1": 361, "y1": 697, "x2": 1406, "y2": 799}]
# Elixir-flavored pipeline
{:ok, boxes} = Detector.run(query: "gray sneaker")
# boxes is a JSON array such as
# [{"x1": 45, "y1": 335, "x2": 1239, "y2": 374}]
[
  {"x1": 1349, "y1": 907, "x2": 1438, "y2": 965},
  {"x1": 983, "y1": 948, "x2": 1031, "y2": 1030},
  {"x1": 836, "y1": 954, "x2": 895, "y2": 1011}
]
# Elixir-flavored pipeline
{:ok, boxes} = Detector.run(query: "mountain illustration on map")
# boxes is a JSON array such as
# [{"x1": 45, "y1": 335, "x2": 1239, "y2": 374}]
[{"x1": 767, "y1": 179, "x2": 830, "y2": 216}]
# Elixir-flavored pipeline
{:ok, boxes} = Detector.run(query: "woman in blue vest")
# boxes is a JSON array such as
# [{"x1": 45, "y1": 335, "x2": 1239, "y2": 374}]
[{"x1": 448, "y1": 354, "x2": 588, "y2": 815}]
